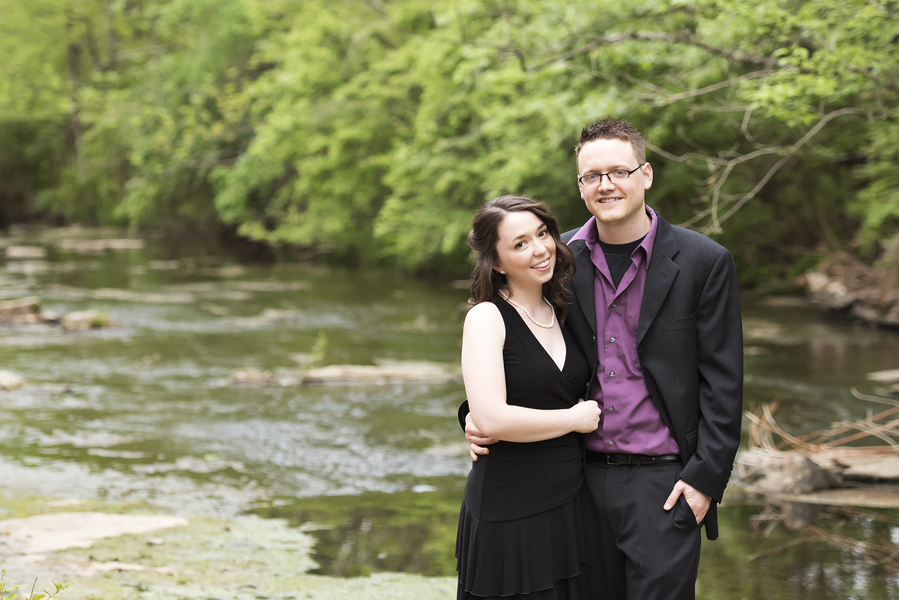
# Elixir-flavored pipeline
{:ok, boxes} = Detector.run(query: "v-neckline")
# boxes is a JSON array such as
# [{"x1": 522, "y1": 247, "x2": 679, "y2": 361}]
[{"x1": 502, "y1": 300, "x2": 568, "y2": 372}]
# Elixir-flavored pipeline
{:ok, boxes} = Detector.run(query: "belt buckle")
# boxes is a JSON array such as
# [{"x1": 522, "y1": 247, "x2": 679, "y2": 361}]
[{"x1": 605, "y1": 453, "x2": 627, "y2": 466}]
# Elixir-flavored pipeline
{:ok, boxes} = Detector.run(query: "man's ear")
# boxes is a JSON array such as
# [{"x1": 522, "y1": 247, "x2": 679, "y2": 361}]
[{"x1": 642, "y1": 162, "x2": 654, "y2": 190}]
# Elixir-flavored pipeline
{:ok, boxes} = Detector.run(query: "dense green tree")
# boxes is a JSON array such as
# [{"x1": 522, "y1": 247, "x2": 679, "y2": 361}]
[
  {"x1": 0, "y1": 0, "x2": 257, "y2": 228},
  {"x1": 213, "y1": 0, "x2": 438, "y2": 260},
  {"x1": 1, "y1": 0, "x2": 896, "y2": 280}
]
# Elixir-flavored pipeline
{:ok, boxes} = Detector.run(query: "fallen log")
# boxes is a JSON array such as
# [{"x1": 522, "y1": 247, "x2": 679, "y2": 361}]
[
  {"x1": 227, "y1": 360, "x2": 462, "y2": 387},
  {"x1": 735, "y1": 389, "x2": 899, "y2": 506},
  {"x1": 301, "y1": 360, "x2": 462, "y2": 385}
]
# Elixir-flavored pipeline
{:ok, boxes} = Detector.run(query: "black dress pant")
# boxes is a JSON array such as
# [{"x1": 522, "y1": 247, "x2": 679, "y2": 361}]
[{"x1": 584, "y1": 461, "x2": 702, "y2": 600}]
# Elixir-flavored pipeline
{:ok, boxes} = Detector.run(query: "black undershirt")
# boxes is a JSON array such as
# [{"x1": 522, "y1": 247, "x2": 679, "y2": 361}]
[{"x1": 598, "y1": 236, "x2": 646, "y2": 289}]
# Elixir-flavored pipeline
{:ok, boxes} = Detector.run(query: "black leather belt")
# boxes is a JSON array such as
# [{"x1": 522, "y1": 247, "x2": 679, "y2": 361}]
[{"x1": 586, "y1": 450, "x2": 681, "y2": 466}]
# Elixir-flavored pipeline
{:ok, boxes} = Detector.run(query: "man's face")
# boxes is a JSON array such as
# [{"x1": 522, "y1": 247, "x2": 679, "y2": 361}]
[{"x1": 576, "y1": 138, "x2": 653, "y2": 240}]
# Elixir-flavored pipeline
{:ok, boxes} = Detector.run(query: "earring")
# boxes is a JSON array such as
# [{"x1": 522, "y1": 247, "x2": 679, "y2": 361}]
[{"x1": 500, "y1": 270, "x2": 506, "y2": 274}]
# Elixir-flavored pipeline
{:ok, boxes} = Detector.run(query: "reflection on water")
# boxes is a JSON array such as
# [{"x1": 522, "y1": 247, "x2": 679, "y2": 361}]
[
  {"x1": 701, "y1": 500, "x2": 899, "y2": 600},
  {"x1": 249, "y1": 487, "x2": 465, "y2": 577},
  {"x1": 1, "y1": 228, "x2": 899, "y2": 598}
]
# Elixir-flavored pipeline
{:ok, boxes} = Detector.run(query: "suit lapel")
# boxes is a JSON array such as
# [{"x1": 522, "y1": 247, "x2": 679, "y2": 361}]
[
  {"x1": 570, "y1": 240, "x2": 598, "y2": 334},
  {"x1": 637, "y1": 216, "x2": 680, "y2": 345}
]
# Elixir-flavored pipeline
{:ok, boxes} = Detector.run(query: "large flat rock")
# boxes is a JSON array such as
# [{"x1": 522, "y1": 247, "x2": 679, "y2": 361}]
[{"x1": 0, "y1": 512, "x2": 188, "y2": 554}]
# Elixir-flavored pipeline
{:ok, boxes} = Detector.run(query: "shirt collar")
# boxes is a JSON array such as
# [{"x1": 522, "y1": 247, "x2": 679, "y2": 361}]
[{"x1": 570, "y1": 206, "x2": 658, "y2": 266}]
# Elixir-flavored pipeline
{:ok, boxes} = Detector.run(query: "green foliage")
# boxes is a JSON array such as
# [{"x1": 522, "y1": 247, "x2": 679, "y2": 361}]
[
  {"x1": 0, "y1": 569, "x2": 71, "y2": 600},
  {"x1": 2, "y1": 0, "x2": 898, "y2": 280},
  {"x1": 213, "y1": 0, "x2": 439, "y2": 260},
  {"x1": 309, "y1": 330, "x2": 329, "y2": 368},
  {"x1": 0, "y1": 0, "x2": 258, "y2": 227}
]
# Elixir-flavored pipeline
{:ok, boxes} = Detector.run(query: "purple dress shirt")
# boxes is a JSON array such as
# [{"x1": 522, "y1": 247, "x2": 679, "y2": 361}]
[{"x1": 570, "y1": 207, "x2": 680, "y2": 455}]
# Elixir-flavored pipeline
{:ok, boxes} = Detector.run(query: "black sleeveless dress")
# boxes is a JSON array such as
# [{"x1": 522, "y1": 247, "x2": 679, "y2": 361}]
[{"x1": 455, "y1": 297, "x2": 596, "y2": 600}]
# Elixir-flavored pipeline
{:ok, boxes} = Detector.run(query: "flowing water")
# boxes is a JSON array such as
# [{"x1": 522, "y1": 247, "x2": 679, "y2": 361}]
[{"x1": 0, "y1": 227, "x2": 897, "y2": 599}]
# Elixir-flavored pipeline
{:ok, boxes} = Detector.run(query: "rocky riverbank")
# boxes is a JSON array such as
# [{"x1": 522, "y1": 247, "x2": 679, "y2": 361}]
[
  {"x1": 0, "y1": 494, "x2": 456, "y2": 600},
  {"x1": 803, "y1": 251, "x2": 899, "y2": 328},
  {"x1": 0, "y1": 440, "x2": 457, "y2": 600}
]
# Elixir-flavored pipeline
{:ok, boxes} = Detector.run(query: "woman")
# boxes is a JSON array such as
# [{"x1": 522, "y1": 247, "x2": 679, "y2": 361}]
[{"x1": 455, "y1": 195, "x2": 601, "y2": 600}]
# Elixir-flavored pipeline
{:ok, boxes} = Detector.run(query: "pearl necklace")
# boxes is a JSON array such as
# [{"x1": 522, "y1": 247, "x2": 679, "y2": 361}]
[{"x1": 499, "y1": 291, "x2": 556, "y2": 329}]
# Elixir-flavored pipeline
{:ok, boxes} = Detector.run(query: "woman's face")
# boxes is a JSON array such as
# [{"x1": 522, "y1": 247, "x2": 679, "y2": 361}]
[{"x1": 493, "y1": 210, "x2": 556, "y2": 289}]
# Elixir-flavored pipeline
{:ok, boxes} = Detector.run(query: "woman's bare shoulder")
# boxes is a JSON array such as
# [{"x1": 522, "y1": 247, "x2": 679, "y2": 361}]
[
  {"x1": 463, "y1": 301, "x2": 505, "y2": 356},
  {"x1": 463, "y1": 301, "x2": 504, "y2": 335},
  {"x1": 465, "y1": 300, "x2": 501, "y2": 321}
]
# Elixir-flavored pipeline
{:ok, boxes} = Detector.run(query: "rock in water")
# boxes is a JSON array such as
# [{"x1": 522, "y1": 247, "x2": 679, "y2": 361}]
[
  {"x1": 60, "y1": 310, "x2": 116, "y2": 330},
  {"x1": 0, "y1": 296, "x2": 41, "y2": 320},
  {"x1": 752, "y1": 451, "x2": 838, "y2": 495},
  {"x1": 0, "y1": 371, "x2": 26, "y2": 390}
]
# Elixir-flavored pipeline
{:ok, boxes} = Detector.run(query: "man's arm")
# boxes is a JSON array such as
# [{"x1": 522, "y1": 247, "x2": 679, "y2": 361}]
[
  {"x1": 457, "y1": 399, "x2": 497, "y2": 461},
  {"x1": 466, "y1": 410, "x2": 496, "y2": 461},
  {"x1": 674, "y1": 249, "x2": 744, "y2": 514}
]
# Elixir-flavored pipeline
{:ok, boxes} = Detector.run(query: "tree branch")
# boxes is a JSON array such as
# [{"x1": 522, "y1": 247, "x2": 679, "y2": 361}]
[
  {"x1": 526, "y1": 29, "x2": 778, "y2": 73},
  {"x1": 667, "y1": 109, "x2": 865, "y2": 231},
  {"x1": 647, "y1": 70, "x2": 778, "y2": 106},
  {"x1": 524, "y1": 30, "x2": 642, "y2": 72},
  {"x1": 710, "y1": 108, "x2": 863, "y2": 230}
]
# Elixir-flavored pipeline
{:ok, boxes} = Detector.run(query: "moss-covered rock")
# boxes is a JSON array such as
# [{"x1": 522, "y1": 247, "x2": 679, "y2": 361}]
[{"x1": 0, "y1": 496, "x2": 456, "y2": 600}]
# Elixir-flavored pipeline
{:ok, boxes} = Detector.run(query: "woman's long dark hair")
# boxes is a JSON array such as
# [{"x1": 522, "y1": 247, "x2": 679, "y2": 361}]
[{"x1": 468, "y1": 195, "x2": 576, "y2": 323}]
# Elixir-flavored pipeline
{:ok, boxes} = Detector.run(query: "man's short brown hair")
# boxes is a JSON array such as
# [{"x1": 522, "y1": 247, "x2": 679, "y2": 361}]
[{"x1": 575, "y1": 118, "x2": 646, "y2": 165}]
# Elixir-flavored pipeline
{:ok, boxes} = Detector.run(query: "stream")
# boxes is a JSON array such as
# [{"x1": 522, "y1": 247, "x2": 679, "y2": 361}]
[{"x1": 0, "y1": 226, "x2": 897, "y2": 599}]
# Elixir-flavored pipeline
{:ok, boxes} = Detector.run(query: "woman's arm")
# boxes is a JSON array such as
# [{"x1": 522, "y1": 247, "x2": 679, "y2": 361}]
[{"x1": 462, "y1": 302, "x2": 599, "y2": 443}]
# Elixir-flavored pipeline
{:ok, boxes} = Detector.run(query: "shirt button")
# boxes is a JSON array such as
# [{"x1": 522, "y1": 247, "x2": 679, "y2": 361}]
[
  {"x1": 611, "y1": 302, "x2": 617, "y2": 308},
  {"x1": 610, "y1": 337, "x2": 616, "y2": 343},
  {"x1": 608, "y1": 406, "x2": 615, "y2": 413},
  {"x1": 609, "y1": 371, "x2": 615, "y2": 377},
  {"x1": 608, "y1": 441, "x2": 615, "y2": 446}
]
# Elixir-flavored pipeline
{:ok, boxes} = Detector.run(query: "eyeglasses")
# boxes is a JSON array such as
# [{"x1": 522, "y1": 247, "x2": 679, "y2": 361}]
[{"x1": 577, "y1": 163, "x2": 646, "y2": 186}]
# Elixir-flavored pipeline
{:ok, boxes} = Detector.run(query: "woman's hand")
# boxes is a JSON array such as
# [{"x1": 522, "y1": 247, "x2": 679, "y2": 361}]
[{"x1": 569, "y1": 399, "x2": 601, "y2": 433}]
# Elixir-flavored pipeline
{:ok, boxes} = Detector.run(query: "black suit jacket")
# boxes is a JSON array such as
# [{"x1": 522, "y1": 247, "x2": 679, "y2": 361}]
[{"x1": 563, "y1": 212, "x2": 743, "y2": 540}]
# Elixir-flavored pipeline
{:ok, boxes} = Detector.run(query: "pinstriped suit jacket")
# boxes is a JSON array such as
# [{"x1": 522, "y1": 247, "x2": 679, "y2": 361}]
[{"x1": 563, "y1": 213, "x2": 743, "y2": 541}]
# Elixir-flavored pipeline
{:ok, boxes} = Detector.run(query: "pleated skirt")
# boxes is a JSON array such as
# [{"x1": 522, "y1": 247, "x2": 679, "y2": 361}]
[{"x1": 455, "y1": 486, "x2": 599, "y2": 600}]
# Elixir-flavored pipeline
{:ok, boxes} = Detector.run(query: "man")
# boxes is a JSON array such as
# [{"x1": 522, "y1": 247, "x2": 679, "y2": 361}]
[{"x1": 463, "y1": 118, "x2": 743, "y2": 599}]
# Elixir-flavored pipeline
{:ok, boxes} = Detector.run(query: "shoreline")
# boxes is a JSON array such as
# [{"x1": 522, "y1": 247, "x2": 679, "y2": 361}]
[{"x1": 0, "y1": 459, "x2": 457, "y2": 600}]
